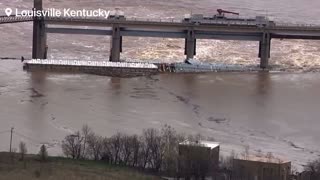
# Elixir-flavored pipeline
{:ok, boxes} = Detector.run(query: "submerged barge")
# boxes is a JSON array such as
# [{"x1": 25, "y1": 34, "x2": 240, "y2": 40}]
[
  {"x1": 23, "y1": 59, "x2": 263, "y2": 77},
  {"x1": 157, "y1": 59, "x2": 261, "y2": 73},
  {"x1": 23, "y1": 59, "x2": 159, "y2": 77}
]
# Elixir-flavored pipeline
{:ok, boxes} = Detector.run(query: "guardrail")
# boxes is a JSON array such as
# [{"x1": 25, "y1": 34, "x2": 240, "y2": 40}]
[
  {"x1": 44, "y1": 16, "x2": 320, "y2": 28},
  {"x1": 0, "y1": 16, "x2": 33, "y2": 24},
  {"x1": 44, "y1": 16, "x2": 257, "y2": 25},
  {"x1": 2, "y1": 15, "x2": 320, "y2": 31},
  {"x1": 274, "y1": 22, "x2": 320, "y2": 29}
]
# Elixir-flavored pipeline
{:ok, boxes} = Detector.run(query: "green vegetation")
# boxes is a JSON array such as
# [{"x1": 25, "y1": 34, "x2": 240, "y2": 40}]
[
  {"x1": 0, "y1": 125, "x2": 215, "y2": 180},
  {"x1": 59, "y1": 124, "x2": 219, "y2": 179},
  {"x1": 6, "y1": 124, "x2": 317, "y2": 179},
  {"x1": 0, "y1": 152, "x2": 162, "y2": 180}
]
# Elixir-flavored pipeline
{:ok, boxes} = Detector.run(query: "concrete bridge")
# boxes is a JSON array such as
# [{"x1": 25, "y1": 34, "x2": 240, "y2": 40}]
[{"x1": 2, "y1": 0, "x2": 320, "y2": 69}]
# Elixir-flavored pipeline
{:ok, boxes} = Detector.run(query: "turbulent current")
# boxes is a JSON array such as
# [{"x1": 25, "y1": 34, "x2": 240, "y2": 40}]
[{"x1": 1, "y1": 0, "x2": 320, "y2": 170}]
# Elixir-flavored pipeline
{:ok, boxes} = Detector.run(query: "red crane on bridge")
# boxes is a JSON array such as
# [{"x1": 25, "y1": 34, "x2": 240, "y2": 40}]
[{"x1": 216, "y1": 9, "x2": 239, "y2": 18}]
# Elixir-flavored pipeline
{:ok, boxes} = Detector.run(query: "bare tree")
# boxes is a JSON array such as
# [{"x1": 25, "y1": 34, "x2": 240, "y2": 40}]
[
  {"x1": 101, "y1": 137, "x2": 112, "y2": 163},
  {"x1": 130, "y1": 135, "x2": 141, "y2": 167},
  {"x1": 86, "y1": 133, "x2": 104, "y2": 161},
  {"x1": 305, "y1": 158, "x2": 320, "y2": 180},
  {"x1": 306, "y1": 159, "x2": 320, "y2": 172},
  {"x1": 187, "y1": 133, "x2": 204, "y2": 143},
  {"x1": 266, "y1": 152, "x2": 274, "y2": 162},
  {"x1": 61, "y1": 131, "x2": 83, "y2": 159},
  {"x1": 108, "y1": 133, "x2": 123, "y2": 164},
  {"x1": 139, "y1": 128, "x2": 163, "y2": 170},
  {"x1": 19, "y1": 141, "x2": 27, "y2": 161},
  {"x1": 38, "y1": 144, "x2": 48, "y2": 162},
  {"x1": 161, "y1": 124, "x2": 184, "y2": 175},
  {"x1": 120, "y1": 135, "x2": 134, "y2": 165},
  {"x1": 81, "y1": 124, "x2": 92, "y2": 159},
  {"x1": 139, "y1": 129, "x2": 154, "y2": 169},
  {"x1": 149, "y1": 133, "x2": 163, "y2": 171},
  {"x1": 58, "y1": 124, "x2": 188, "y2": 175}
]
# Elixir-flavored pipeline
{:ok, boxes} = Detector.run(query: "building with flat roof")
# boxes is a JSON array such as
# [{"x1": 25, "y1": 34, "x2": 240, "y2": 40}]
[
  {"x1": 178, "y1": 140, "x2": 220, "y2": 179},
  {"x1": 232, "y1": 155, "x2": 291, "y2": 180}
]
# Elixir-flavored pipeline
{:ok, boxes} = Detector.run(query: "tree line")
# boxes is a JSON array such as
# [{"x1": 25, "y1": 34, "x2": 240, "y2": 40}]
[
  {"x1": 61, "y1": 124, "x2": 320, "y2": 180},
  {"x1": 61, "y1": 124, "x2": 194, "y2": 176}
]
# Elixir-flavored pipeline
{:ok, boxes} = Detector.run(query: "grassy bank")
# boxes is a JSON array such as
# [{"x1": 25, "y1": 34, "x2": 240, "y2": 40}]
[{"x1": 0, "y1": 152, "x2": 162, "y2": 180}]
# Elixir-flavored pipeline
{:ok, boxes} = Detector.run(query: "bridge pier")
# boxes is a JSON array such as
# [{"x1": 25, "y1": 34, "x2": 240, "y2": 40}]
[
  {"x1": 32, "y1": 0, "x2": 47, "y2": 59},
  {"x1": 259, "y1": 33, "x2": 271, "y2": 69},
  {"x1": 110, "y1": 25, "x2": 122, "y2": 62},
  {"x1": 185, "y1": 30, "x2": 196, "y2": 61}
]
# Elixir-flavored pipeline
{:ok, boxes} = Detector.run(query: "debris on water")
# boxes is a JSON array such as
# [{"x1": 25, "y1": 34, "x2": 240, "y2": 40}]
[
  {"x1": 208, "y1": 116, "x2": 228, "y2": 123},
  {"x1": 0, "y1": 57, "x2": 18, "y2": 60},
  {"x1": 30, "y1": 88, "x2": 44, "y2": 98}
]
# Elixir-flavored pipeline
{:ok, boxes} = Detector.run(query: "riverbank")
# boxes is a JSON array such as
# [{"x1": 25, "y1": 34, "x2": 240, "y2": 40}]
[{"x1": 0, "y1": 152, "x2": 161, "y2": 180}]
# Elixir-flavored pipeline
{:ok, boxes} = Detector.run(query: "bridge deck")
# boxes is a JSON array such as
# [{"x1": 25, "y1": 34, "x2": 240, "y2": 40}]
[{"x1": 1, "y1": 16, "x2": 320, "y2": 40}]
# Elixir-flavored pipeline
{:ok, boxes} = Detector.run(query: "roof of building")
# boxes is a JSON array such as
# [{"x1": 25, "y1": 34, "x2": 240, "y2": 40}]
[
  {"x1": 236, "y1": 155, "x2": 290, "y2": 164},
  {"x1": 179, "y1": 140, "x2": 220, "y2": 149}
]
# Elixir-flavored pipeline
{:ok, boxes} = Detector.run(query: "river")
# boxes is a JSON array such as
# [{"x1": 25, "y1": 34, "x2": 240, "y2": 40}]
[{"x1": 1, "y1": 0, "x2": 320, "y2": 170}]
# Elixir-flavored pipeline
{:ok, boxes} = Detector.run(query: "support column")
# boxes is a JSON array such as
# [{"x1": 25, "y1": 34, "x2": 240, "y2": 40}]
[
  {"x1": 259, "y1": 33, "x2": 271, "y2": 69},
  {"x1": 185, "y1": 29, "x2": 196, "y2": 61},
  {"x1": 110, "y1": 25, "x2": 122, "y2": 62},
  {"x1": 32, "y1": 0, "x2": 47, "y2": 59}
]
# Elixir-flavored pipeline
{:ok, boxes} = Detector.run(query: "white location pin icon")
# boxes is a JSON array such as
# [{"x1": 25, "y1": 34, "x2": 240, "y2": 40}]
[{"x1": 5, "y1": 8, "x2": 13, "y2": 17}]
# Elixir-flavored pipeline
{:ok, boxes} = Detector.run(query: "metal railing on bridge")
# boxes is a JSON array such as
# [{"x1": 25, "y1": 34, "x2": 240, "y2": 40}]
[
  {"x1": 2, "y1": 14, "x2": 320, "y2": 31},
  {"x1": 0, "y1": 15, "x2": 33, "y2": 24},
  {"x1": 43, "y1": 16, "x2": 320, "y2": 29},
  {"x1": 273, "y1": 22, "x2": 320, "y2": 30}
]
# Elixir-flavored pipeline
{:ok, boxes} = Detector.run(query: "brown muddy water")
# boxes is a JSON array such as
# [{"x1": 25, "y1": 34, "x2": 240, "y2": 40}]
[{"x1": 1, "y1": 0, "x2": 320, "y2": 170}]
